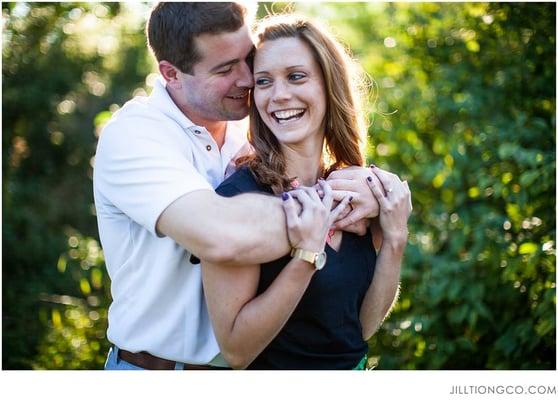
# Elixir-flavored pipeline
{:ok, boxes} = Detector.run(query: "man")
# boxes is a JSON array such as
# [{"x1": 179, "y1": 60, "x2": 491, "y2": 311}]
[{"x1": 94, "y1": 2, "x2": 384, "y2": 370}]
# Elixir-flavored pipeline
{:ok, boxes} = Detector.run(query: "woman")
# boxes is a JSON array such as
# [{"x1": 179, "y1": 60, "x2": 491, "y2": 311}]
[{"x1": 202, "y1": 14, "x2": 411, "y2": 370}]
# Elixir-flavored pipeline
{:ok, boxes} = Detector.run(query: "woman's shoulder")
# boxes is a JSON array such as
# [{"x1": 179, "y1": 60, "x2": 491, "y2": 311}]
[{"x1": 216, "y1": 165, "x2": 269, "y2": 197}]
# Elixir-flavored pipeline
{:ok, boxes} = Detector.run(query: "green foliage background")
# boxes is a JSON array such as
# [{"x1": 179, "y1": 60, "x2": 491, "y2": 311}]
[{"x1": 2, "y1": 2, "x2": 555, "y2": 369}]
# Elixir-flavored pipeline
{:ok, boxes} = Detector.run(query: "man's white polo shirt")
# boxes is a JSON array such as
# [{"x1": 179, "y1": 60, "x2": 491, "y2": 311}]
[{"x1": 93, "y1": 77, "x2": 248, "y2": 364}]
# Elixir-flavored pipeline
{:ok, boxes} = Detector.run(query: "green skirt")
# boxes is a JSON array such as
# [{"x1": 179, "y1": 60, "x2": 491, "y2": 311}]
[{"x1": 352, "y1": 355, "x2": 368, "y2": 370}]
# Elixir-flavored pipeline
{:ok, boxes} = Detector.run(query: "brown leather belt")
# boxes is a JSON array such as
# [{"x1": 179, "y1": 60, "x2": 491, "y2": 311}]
[{"x1": 117, "y1": 348, "x2": 229, "y2": 370}]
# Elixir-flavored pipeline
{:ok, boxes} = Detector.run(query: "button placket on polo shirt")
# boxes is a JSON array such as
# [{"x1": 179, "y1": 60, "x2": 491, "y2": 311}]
[
  {"x1": 191, "y1": 126, "x2": 218, "y2": 153},
  {"x1": 190, "y1": 126, "x2": 210, "y2": 147},
  {"x1": 190, "y1": 125, "x2": 221, "y2": 164},
  {"x1": 189, "y1": 125, "x2": 230, "y2": 188}
]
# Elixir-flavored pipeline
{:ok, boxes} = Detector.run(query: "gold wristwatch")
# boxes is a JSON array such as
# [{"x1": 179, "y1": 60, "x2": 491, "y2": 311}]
[{"x1": 290, "y1": 248, "x2": 327, "y2": 270}]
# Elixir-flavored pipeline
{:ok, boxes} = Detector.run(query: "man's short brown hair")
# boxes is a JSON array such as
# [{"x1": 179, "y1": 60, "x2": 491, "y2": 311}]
[{"x1": 146, "y1": 2, "x2": 249, "y2": 74}]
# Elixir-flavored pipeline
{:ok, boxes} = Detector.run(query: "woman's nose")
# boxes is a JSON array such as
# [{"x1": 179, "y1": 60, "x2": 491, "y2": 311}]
[{"x1": 271, "y1": 80, "x2": 292, "y2": 102}]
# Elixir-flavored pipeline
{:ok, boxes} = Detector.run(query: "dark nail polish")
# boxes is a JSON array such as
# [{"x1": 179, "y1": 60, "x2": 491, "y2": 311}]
[
  {"x1": 349, "y1": 196, "x2": 353, "y2": 202},
  {"x1": 282, "y1": 192, "x2": 289, "y2": 201},
  {"x1": 367, "y1": 176, "x2": 372, "y2": 182}
]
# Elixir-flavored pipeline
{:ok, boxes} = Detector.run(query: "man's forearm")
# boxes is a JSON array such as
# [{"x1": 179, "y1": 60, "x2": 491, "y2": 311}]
[
  {"x1": 157, "y1": 190, "x2": 290, "y2": 265},
  {"x1": 213, "y1": 192, "x2": 291, "y2": 264}
]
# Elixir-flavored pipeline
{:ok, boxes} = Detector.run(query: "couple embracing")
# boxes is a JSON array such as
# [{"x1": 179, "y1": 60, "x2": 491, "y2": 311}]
[{"x1": 94, "y1": 2, "x2": 411, "y2": 370}]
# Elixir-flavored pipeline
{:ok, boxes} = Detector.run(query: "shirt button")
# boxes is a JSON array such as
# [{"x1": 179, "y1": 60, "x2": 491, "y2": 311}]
[
  {"x1": 206, "y1": 145, "x2": 212, "y2": 151},
  {"x1": 194, "y1": 129, "x2": 201, "y2": 134}
]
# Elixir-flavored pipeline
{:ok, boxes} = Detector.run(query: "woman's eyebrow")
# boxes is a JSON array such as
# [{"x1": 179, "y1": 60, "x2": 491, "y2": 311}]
[{"x1": 254, "y1": 65, "x2": 305, "y2": 75}]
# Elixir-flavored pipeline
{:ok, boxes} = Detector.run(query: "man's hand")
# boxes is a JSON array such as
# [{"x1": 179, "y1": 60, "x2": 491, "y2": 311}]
[
  {"x1": 324, "y1": 166, "x2": 382, "y2": 231},
  {"x1": 329, "y1": 200, "x2": 369, "y2": 236}
]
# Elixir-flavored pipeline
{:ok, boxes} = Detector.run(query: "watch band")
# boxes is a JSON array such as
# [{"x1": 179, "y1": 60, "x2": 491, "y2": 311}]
[
  {"x1": 290, "y1": 248, "x2": 327, "y2": 270},
  {"x1": 290, "y1": 248, "x2": 317, "y2": 264}
]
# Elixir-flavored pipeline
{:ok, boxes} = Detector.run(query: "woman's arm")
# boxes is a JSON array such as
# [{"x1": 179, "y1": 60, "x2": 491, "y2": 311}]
[
  {"x1": 202, "y1": 182, "x2": 350, "y2": 369},
  {"x1": 359, "y1": 229, "x2": 405, "y2": 340},
  {"x1": 359, "y1": 167, "x2": 412, "y2": 340},
  {"x1": 202, "y1": 257, "x2": 315, "y2": 369}
]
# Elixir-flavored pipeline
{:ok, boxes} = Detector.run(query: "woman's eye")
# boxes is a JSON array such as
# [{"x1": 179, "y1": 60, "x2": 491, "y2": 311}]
[
  {"x1": 289, "y1": 73, "x2": 306, "y2": 81},
  {"x1": 255, "y1": 78, "x2": 271, "y2": 86}
]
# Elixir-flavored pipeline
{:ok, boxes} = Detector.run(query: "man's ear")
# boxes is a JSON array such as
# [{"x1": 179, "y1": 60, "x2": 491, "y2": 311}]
[{"x1": 159, "y1": 61, "x2": 181, "y2": 89}]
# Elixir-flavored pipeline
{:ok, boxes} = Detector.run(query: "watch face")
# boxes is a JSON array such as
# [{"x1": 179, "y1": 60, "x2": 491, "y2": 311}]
[{"x1": 315, "y1": 252, "x2": 327, "y2": 270}]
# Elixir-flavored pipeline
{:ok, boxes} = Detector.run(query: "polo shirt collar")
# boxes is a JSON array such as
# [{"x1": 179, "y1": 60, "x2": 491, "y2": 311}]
[
  {"x1": 148, "y1": 76, "x2": 198, "y2": 132},
  {"x1": 148, "y1": 75, "x2": 248, "y2": 157},
  {"x1": 222, "y1": 118, "x2": 249, "y2": 157}
]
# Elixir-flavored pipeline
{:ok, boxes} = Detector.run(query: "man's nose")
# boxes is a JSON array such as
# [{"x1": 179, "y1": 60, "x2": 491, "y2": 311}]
[{"x1": 235, "y1": 61, "x2": 254, "y2": 88}]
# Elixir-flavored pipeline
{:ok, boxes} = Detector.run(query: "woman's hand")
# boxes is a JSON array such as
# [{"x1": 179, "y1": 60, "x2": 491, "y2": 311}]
[
  {"x1": 282, "y1": 180, "x2": 350, "y2": 252},
  {"x1": 366, "y1": 167, "x2": 412, "y2": 246}
]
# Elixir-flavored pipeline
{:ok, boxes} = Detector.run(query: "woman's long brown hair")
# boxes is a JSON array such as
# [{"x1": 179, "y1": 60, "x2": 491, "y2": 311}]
[{"x1": 237, "y1": 14, "x2": 370, "y2": 194}]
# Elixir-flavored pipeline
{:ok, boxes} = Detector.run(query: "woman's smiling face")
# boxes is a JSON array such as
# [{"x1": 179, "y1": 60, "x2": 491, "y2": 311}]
[{"x1": 253, "y1": 37, "x2": 327, "y2": 147}]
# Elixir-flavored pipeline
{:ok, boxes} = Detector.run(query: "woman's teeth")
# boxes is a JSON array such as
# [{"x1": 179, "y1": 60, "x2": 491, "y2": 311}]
[{"x1": 272, "y1": 109, "x2": 305, "y2": 123}]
